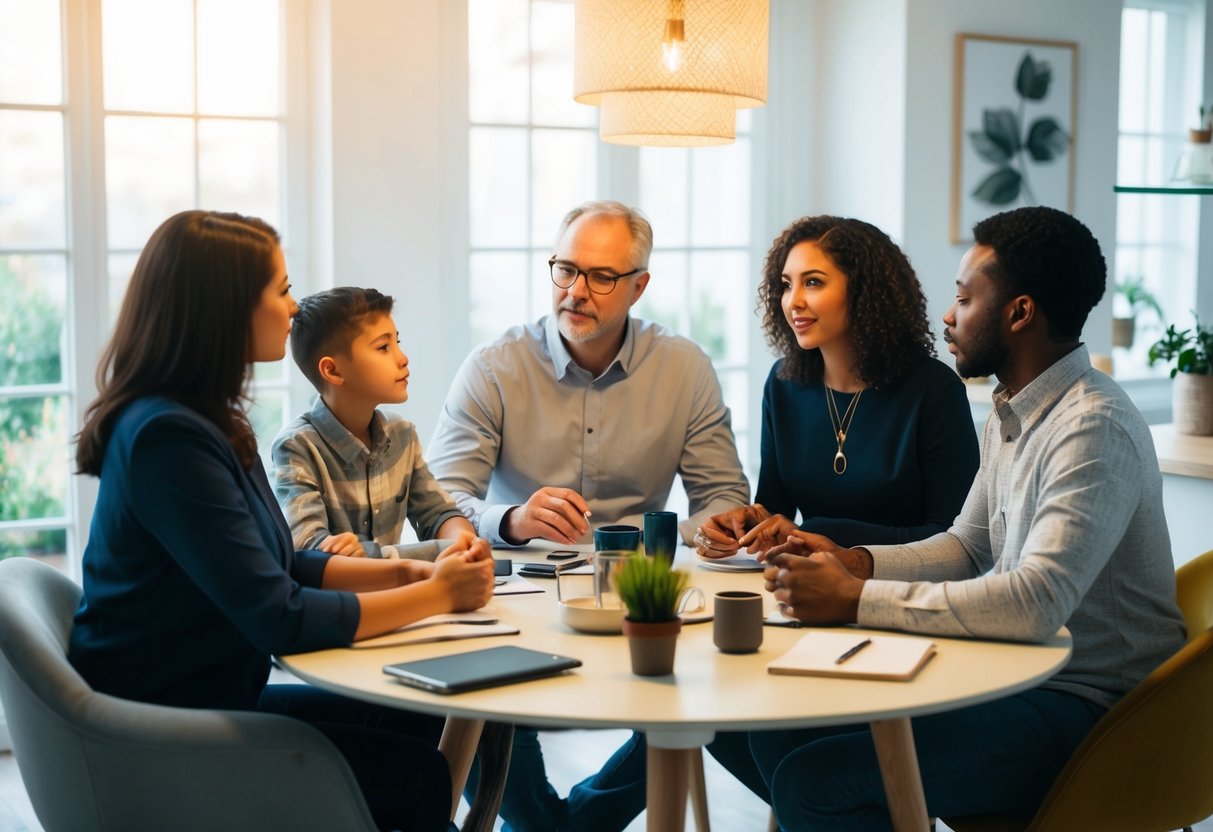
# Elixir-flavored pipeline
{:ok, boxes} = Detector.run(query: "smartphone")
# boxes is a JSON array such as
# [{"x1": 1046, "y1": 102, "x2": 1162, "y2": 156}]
[
  {"x1": 493, "y1": 558, "x2": 513, "y2": 577},
  {"x1": 518, "y1": 562, "x2": 558, "y2": 578},
  {"x1": 547, "y1": 550, "x2": 580, "y2": 560}
]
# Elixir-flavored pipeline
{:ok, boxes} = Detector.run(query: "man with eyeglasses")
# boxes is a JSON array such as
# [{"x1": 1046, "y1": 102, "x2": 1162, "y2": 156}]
[{"x1": 428, "y1": 200, "x2": 749, "y2": 831}]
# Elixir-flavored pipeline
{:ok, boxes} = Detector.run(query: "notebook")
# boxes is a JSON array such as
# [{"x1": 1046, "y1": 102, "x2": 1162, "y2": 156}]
[
  {"x1": 351, "y1": 611, "x2": 519, "y2": 649},
  {"x1": 767, "y1": 630, "x2": 936, "y2": 682}
]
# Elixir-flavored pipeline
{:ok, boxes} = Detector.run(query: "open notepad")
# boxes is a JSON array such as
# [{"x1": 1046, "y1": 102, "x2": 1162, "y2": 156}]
[
  {"x1": 768, "y1": 630, "x2": 936, "y2": 682},
  {"x1": 351, "y1": 611, "x2": 519, "y2": 649}
]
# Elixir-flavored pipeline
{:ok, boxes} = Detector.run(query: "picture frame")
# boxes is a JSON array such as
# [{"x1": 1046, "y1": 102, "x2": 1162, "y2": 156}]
[{"x1": 951, "y1": 33, "x2": 1078, "y2": 243}]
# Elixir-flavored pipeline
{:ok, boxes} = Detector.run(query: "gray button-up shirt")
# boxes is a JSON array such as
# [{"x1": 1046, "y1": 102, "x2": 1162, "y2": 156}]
[
  {"x1": 271, "y1": 397, "x2": 464, "y2": 558},
  {"x1": 861, "y1": 345, "x2": 1185, "y2": 707},
  {"x1": 427, "y1": 315, "x2": 750, "y2": 546}
]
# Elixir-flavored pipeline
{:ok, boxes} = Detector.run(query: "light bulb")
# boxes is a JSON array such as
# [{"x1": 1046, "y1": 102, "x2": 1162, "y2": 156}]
[{"x1": 662, "y1": 17, "x2": 684, "y2": 72}]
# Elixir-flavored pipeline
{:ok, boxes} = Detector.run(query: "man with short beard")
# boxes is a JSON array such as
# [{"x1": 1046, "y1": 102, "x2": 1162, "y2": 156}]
[
  {"x1": 428, "y1": 199, "x2": 749, "y2": 831},
  {"x1": 750, "y1": 206, "x2": 1186, "y2": 830}
]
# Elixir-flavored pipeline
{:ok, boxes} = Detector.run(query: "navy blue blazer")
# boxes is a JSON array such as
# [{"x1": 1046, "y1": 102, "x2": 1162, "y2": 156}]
[{"x1": 69, "y1": 397, "x2": 359, "y2": 709}]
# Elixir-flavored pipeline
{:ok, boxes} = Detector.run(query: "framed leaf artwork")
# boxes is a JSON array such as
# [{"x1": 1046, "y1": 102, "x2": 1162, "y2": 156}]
[{"x1": 950, "y1": 33, "x2": 1078, "y2": 243}]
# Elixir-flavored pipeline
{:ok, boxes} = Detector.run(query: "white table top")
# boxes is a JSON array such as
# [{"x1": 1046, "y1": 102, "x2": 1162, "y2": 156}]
[{"x1": 281, "y1": 547, "x2": 1071, "y2": 743}]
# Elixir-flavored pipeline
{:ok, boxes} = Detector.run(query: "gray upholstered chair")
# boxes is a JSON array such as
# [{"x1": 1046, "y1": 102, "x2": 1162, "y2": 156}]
[{"x1": 0, "y1": 555, "x2": 384, "y2": 832}]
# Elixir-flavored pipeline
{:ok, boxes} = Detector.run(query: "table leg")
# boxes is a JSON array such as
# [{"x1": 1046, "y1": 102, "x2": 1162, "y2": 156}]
[
  {"x1": 647, "y1": 744, "x2": 691, "y2": 832},
  {"x1": 439, "y1": 716, "x2": 484, "y2": 821},
  {"x1": 870, "y1": 717, "x2": 929, "y2": 832}
]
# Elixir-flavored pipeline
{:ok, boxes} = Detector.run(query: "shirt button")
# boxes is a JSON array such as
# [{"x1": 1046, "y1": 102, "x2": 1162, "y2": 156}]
[{"x1": 587, "y1": 428, "x2": 594, "y2": 434}]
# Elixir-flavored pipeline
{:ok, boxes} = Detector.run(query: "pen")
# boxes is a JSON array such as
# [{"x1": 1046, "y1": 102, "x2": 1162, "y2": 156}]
[{"x1": 834, "y1": 637, "x2": 872, "y2": 664}]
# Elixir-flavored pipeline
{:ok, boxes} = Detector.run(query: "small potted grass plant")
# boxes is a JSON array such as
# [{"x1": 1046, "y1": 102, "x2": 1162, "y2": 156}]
[{"x1": 615, "y1": 553, "x2": 690, "y2": 676}]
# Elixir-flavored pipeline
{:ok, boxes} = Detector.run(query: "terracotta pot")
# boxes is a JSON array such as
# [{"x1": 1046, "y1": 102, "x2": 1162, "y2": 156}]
[
  {"x1": 1190, "y1": 128, "x2": 1212, "y2": 144},
  {"x1": 1111, "y1": 317, "x2": 1136, "y2": 349},
  {"x1": 1173, "y1": 373, "x2": 1213, "y2": 435},
  {"x1": 621, "y1": 617, "x2": 682, "y2": 676}
]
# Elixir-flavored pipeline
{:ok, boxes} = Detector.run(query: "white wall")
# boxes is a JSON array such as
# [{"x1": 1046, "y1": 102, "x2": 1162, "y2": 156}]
[
  {"x1": 900, "y1": 0, "x2": 1122, "y2": 353},
  {"x1": 315, "y1": 0, "x2": 470, "y2": 443}
]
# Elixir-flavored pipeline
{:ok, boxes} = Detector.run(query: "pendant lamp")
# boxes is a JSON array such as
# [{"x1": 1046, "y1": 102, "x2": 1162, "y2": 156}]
[{"x1": 573, "y1": 0, "x2": 769, "y2": 147}]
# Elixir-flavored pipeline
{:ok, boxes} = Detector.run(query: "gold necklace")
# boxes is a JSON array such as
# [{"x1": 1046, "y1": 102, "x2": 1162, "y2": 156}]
[{"x1": 825, "y1": 382, "x2": 864, "y2": 475}]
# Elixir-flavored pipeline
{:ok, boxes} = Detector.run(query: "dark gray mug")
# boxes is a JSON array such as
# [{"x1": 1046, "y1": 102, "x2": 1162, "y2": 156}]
[
  {"x1": 593, "y1": 524, "x2": 640, "y2": 552},
  {"x1": 713, "y1": 590, "x2": 764, "y2": 653},
  {"x1": 643, "y1": 511, "x2": 678, "y2": 562}
]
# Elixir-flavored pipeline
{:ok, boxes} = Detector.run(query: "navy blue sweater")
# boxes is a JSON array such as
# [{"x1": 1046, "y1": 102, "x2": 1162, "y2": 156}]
[
  {"x1": 755, "y1": 357, "x2": 979, "y2": 547},
  {"x1": 69, "y1": 397, "x2": 359, "y2": 710}
]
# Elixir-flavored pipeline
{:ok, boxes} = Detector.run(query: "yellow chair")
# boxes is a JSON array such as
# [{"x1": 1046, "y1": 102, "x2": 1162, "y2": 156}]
[
  {"x1": 944, "y1": 566, "x2": 1213, "y2": 832},
  {"x1": 1176, "y1": 548, "x2": 1213, "y2": 640}
]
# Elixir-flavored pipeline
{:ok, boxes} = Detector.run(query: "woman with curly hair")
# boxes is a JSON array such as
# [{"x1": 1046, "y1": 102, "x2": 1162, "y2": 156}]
[{"x1": 696, "y1": 215, "x2": 979, "y2": 554}]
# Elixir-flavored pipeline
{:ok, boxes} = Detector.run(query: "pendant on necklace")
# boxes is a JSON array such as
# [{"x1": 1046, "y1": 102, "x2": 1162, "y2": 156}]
[{"x1": 833, "y1": 449, "x2": 847, "y2": 475}]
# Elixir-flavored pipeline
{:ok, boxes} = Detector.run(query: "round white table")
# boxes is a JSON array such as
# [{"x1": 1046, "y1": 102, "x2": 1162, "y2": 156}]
[{"x1": 281, "y1": 547, "x2": 1071, "y2": 832}]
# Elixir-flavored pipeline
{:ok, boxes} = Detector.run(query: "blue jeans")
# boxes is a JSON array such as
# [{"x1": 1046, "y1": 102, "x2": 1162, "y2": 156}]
[
  {"x1": 749, "y1": 688, "x2": 1106, "y2": 832},
  {"x1": 258, "y1": 684, "x2": 452, "y2": 832}
]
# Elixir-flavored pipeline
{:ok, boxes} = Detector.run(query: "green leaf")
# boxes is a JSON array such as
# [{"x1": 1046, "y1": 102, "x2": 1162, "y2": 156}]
[
  {"x1": 972, "y1": 167, "x2": 1022, "y2": 205},
  {"x1": 969, "y1": 130, "x2": 1010, "y2": 163},
  {"x1": 1015, "y1": 52, "x2": 1053, "y2": 100},
  {"x1": 1026, "y1": 118, "x2": 1069, "y2": 161},
  {"x1": 982, "y1": 108, "x2": 1021, "y2": 157}
]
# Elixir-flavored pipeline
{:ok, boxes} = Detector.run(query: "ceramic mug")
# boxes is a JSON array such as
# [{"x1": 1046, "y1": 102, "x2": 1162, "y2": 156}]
[
  {"x1": 643, "y1": 511, "x2": 679, "y2": 562},
  {"x1": 713, "y1": 590, "x2": 764, "y2": 653},
  {"x1": 594, "y1": 524, "x2": 640, "y2": 552}
]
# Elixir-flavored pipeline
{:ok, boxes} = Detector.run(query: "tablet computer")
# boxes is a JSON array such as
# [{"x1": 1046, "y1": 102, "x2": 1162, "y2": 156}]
[{"x1": 383, "y1": 645, "x2": 582, "y2": 694}]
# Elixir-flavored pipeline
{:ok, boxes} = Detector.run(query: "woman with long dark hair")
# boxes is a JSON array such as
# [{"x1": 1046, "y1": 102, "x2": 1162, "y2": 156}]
[
  {"x1": 70, "y1": 210, "x2": 494, "y2": 831},
  {"x1": 697, "y1": 215, "x2": 980, "y2": 554}
]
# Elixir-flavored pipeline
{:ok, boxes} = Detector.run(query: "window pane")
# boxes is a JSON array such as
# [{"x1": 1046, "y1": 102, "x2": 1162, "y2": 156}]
[
  {"x1": 529, "y1": 249, "x2": 552, "y2": 321},
  {"x1": 532, "y1": 1, "x2": 593, "y2": 128},
  {"x1": 108, "y1": 251, "x2": 138, "y2": 325},
  {"x1": 690, "y1": 138, "x2": 750, "y2": 247},
  {"x1": 689, "y1": 250, "x2": 750, "y2": 364},
  {"x1": 252, "y1": 359, "x2": 287, "y2": 384},
  {"x1": 468, "y1": 0, "x2": 528, "y2": 124},
  {"x1": 102, "y1": 0, "x2": 194, "y2": 113},
  {"x1": 470, "y1": 127, "x2": 527, "y2": 247},
  {"x1": 0, "y1": 110, "x2": 66, "y2": 248},
  {"x1": 1118, "y1": 8, "x2": 1148, "y2": 133},
  {"x1": 718, "y1": 368, "x2": 749, "y2": 434},
  {"x1": 0, "y1": 528, "x2": 68, "y2": 567},
  {"x1": 0, "y1": 255, "x2": 66, "y2": 386},
  {"x1": 640, "y1": 147, "x2": 690, "y2": 248},
  {"x1": 0, "y1": 0, "x2": 62, "y2": 104},
  {"x1": 0, "y1": 395, "x2": 69, "y2": 524},
  {"x1": 197, "y1": 0, "x2": 280, "y2": 116},
  {"x1": 531, "y1": 128, "x2": 596, "y2": 247},
  {"x1": 199, "y1": 118, "x2": 280, "y2": 227},
  {"x1": 248, "y1": 388, "x2": 286, "y2": 463},
  {"x1": 469, "y1": 251, "x2": 528, "y2": 345},
  {"x1": 105, "y1": 115, "x2": 195, "y2": 249},
  {"x1": 634, "y1": 250, "x2": 687, "y2": 333}
]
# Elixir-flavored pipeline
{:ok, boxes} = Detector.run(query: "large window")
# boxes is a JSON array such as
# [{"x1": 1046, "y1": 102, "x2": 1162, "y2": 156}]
[
  {"x1": 466, "y1": 0, "x2": 758, "y2": 466},
  {"x1": 0, "y1": 0, "x2": 296, "y2": 571},
  {"x1": 1115, "y1": 0, "x2": 1205, "y2": 372}
]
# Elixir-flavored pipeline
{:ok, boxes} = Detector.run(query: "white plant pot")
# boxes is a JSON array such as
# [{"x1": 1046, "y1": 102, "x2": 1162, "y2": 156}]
[{"x1": 1173, "y1": 372, "x2": 1213, "y2": 435}]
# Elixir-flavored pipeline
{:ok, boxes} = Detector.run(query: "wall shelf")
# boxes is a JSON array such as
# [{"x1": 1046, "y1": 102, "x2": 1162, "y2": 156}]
[{"x1": 1114, "y1": 184, "x2": 1213, "y2": 195}]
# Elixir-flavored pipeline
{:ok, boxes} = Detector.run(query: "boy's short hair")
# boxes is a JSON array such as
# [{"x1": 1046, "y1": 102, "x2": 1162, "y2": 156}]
[{"x1": 290, "y1": 287, "x2": 394, "y2": 392}]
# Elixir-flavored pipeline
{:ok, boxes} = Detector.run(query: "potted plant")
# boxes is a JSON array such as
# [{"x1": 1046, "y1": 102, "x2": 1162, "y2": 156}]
[
  {"x1": 1112, "y1": 276, "x2": 1164, "y2": 349},
  {"x1": 1149, "y1": 316, "x2": 1213, "y2": 435},
  {"x1": 615, "y1": 553, "x2": 690, "y2": 676},
  {"x1": 1192, "y1": 104, "x2": 1212, "y2": 144}
]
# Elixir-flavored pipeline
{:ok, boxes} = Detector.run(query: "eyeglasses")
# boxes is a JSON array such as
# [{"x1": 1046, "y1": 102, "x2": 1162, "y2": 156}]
[{"x1": 548, "y1": 258, "x2": 646, "y2": 295}]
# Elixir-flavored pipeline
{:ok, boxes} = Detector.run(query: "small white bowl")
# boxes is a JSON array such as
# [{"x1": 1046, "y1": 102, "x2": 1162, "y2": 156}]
[{"x1": 558, "y1": 596, "x2": 625, "y2": 634}]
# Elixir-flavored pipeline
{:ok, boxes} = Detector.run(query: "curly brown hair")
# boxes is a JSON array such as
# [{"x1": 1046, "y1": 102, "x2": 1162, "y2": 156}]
[{"x1": 758, "y1": 216, "x2": 935, "y2": 388}]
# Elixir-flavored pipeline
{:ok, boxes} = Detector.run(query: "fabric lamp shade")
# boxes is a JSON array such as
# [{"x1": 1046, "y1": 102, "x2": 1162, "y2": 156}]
[{"x1": 574, "y1": 0, "x2": 768, "y2": 146}]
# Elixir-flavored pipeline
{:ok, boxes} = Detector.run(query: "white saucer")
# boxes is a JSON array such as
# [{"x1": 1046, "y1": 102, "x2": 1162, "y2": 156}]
[{"x1": 696, "y1": 555, "x2": 764, "y2": 572}]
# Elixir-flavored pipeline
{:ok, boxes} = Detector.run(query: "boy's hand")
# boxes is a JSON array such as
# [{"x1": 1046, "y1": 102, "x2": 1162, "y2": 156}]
[
  {"x1": 319, "y1": 532, "x2": 366, "y2": 558},
  {"x1": 432, "y1": 545, "x2": 495, "y2": 611}
]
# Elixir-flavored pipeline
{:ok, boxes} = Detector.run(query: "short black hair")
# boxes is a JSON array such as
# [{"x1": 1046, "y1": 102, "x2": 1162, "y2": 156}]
[
  {"x1": 290, "y1": 287, "x2": 394, "y2": 392},
  {"x1": 759, "y1": 215, "x2": 935, "y2": 388},
  {"x1": 972, "y1": 207, "x2": 1106, "y2": 340}
]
